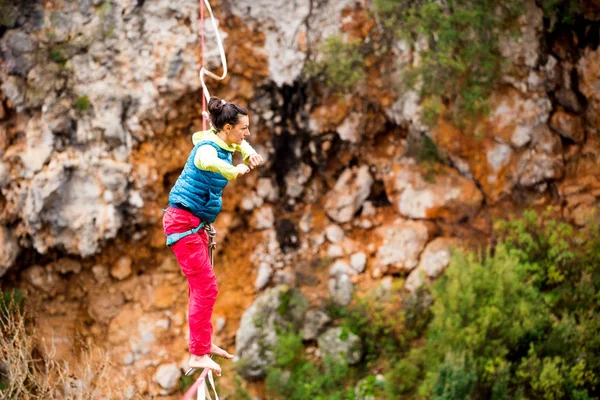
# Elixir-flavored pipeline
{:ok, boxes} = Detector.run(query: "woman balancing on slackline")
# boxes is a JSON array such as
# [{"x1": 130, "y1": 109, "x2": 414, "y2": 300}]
[{"x1": 163, "y1": 97, "x2": 263, "y2": 376}]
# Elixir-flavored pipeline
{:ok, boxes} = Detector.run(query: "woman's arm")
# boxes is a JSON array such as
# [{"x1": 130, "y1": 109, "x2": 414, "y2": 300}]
[
  {"x1": 194, "y1": 145, "x2": 241, "y2": 180},
  {"x1": 237, "y1": 140, "x2": 263, "y2": 168},
  {"x1": 238, "y1": 140, "x2": 257, "y2": 160}
]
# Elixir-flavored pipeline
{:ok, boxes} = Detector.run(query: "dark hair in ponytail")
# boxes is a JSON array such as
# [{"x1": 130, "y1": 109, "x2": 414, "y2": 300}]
[{"x1": 207, "y1": 97, "x2": 248, "y2": 131}]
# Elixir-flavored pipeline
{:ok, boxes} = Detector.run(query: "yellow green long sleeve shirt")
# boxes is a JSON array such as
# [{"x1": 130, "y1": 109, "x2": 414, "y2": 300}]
[{"x1": 191, "y1": 129, "x2": 258, "y2": 181}]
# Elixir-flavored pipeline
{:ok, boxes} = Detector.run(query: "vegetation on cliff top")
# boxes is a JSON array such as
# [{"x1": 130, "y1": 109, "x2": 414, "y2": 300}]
[
  {"x1": 308, "y1": 0, "x2": 587, "y2": 128},
  {"x1": 374, "y1": 0, "x2": 523, "y2": 126}
]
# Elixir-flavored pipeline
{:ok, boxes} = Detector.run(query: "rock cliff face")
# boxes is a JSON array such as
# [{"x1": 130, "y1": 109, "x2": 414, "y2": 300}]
[
  {"x1": 1, "y1": 0, "x2": 214, "y2": 274},
  {"x1": 1, "y1": 0, "x2": 599, "y2": 397}
]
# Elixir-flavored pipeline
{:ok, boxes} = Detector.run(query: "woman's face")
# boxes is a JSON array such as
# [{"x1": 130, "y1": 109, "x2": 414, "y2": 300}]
[{"x1": 225, "y1": 115, "x2": 250, "y2": 145}]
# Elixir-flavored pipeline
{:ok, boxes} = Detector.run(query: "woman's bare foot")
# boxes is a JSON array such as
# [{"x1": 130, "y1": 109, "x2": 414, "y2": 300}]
[
  {"x1": 211, "y1": 343, "x2": 234, "y2": 359},
  {"x1": 188, "y1": 354, "x2": 221, "y2": 376}
]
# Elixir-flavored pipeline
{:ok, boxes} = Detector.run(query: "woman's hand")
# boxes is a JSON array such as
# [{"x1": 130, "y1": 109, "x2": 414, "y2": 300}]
[
  {"x1": 247, "y1": 154, "x2": 263, "y2": 169},
  {"x1": 236, "y1": 164, "x2": 250, "y2": 176}
]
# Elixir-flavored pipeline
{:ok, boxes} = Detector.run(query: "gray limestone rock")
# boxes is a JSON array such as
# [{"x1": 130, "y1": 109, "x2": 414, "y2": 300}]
[
  {"x1": 325, "y1": 224, "x2": 345, "y2": 243},
  {"x1": 1, "y1": 76, "x2": 26, "y2": 108},
  {"x1": 229, "y1": 0, "x2": 359, "y2": 86},
  {"x1": 0, "y1": 162, "x2": 9, "y2": 189},
  {"x1": 328, "y1": 273, "x2": 353, "y2": 306},
  {"x1": 235, "y1": 286, "x2": 308, "y2": 380},
  {"x1": 329, "y1": 261, "x2": 355, "y2": 278},
  {"x1": 301, "y1": 310, "x2": 332, "y2": 341},
  {"x1": 324, "y1": 166, "x2": 373, "y2": 223},
  {"x1": 517, "y1": 127, "x2": 564, "y2": 188},
  {"x1": 23, "y1": 156, "x2": 129, "y2": 257},
  {"x1": 251, "y1": 205, "x2": 275, "y2": 231},
  {"x1": 1, "y1": 31, "x2": 36, "y2": 76},
  {"x1": 153, "y1": 363, "x2": 181, "y2": 392},
  {"x1": 350, "y1": 252, "x2": 367, "y2": 274},
  {"x1": 0, "y1": 226, "x2": 19, "y2": 278},
  {"x1": 317, "y1": 327, "x2": 363, "y2": 365},
  {"x1": 254, "y1": 262, "x2": 273, "y2": 292},
  {"x1": 256, "y1": 178, "x2": 279, "y2": 202},
  {"x1": 374, "y1": 219, "x2": 430, "y2": 275}
]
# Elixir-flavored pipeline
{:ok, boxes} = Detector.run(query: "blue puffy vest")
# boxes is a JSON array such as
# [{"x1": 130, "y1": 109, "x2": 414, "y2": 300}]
[{"x1": 168, "y1": 140, "x2": 233, "y2": 223}]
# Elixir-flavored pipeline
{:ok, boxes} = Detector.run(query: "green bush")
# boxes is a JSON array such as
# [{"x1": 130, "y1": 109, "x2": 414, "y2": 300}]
[
  {"x1": 384, "y1": 353, "x2": 422, "y2": 396},
  {"x1": 262, "y1": 210, "x2": 600, "y2": 399},
  {"x1": 430, "y1": 354, "x2": 477, "y2": 400},
  {"x1": 0, "y1": 0, "x2": 17, "y2": 27},
  {"x1": 305, "y1": 35, "x2": 365, "y2": 92},
  {"x1": 415, "y1": 135, "x2": 443, "y2": 164},
  {"x1": 327, "y1": 283, "x2": 409, "y2": 367},
  {"x1": 265, "y1": 332, "x2": 357, "y2": 400},
  {"x1": 274, "y1": 284, "x2": 425, "y2": 399},
  {"x1": 541, "y1": 0, "x2": 584, "y2": 30},
  {"x1": 49, "y1": 50, "x2": 66, "y2": 64},
  {"x1": 389, "y1": 209, "x2": 600, "y2": 399},
  {"x1": 265, "y1": 284, "x2": 408, "y2": 400},
  {"x1": 1, "y1": 289, "x2": 24, "y2": 315},
  {"x1": 74, "y1": 95, "x2": 90, "y2": 113},
  {"x1": 374, "y1": 0, "x2": 523, "y2": 127},
  {"x1": 233, "y1": 376, "x2": 252, "y2": 400},
  {"x1": 277, "y1": 287, "x2": 307, "y2": 317}
]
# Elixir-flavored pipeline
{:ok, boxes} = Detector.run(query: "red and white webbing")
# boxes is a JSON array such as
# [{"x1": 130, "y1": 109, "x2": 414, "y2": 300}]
[
  {"x1": 199, "y1": 0, "x2": 228, "y2": 130},
  {"x1": 181, "y1": 368, "x2": 219, "y2": 400}
]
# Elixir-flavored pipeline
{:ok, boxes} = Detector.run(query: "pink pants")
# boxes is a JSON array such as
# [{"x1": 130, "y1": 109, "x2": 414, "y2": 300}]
[{"x1": 162, "y1": 206, "x2": 218, "y2": 356}]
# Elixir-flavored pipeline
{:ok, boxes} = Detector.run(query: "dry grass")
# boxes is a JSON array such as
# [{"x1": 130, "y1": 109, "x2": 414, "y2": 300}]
[{"x1": 0, "y1": 292, "x2": 142, "y2": 400}]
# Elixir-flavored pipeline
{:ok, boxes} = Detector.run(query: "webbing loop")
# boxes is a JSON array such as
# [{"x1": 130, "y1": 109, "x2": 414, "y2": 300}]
[
  {"x1": 199, "y1": 0, "x2": 228, "y2": 105},
  {"x1": 181, "y1": 368, "x2": 219, "y2": 400}
]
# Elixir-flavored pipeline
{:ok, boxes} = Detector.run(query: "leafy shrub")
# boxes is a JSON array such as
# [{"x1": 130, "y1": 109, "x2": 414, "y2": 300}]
[
  {"x1": 265, "y1": 283, "x2": 410, "y2": 400},
  {"x1": 541, "y1": 0, "x2": 584, "y2": 30},
  {"x1": 305, "y1": 35, "x2": 365, "y2": 92},
  {"x1": 49, "y1": 50, "x2": 66, "y2": 64},
  {"x1": 327, "y1": 282, "x2": 408, "y2": 366},
  {"x1": 233, "y1": 375, "x2": 252, "y2": 400},
  {"x1": 74, "y1": 95, "x2": 90, "y2": 113},
  {"x1": 264, "y1": 210, "x2": 600, "y2": 399},
  {"x1": 374, "y1": 0, "x2": 523, "y2": 126},
  {"x1": 390, "y1": 209, "x2": 600, "y2": 399},
  {"x1": 277, "y1": 287, "x2": 307, "y2": 317},
  {"x1": 265, "y1": 332, "x2": 357, "y2": 400},
  {"x1": 403, "y1": 132, "x2": 449, "y2": 183},
  {"x1": 414, "y1": 135, "x2": 443, "y2": 164},
  {"x1": 1, "y1": 289, "x2": 24, "y2": 316},
  {"x1": 0, "y1": 0, "x2": 17, "y2": 27},
  {"x1": 430, "y1": 354, "x2": 477, "y2": 400},
  {"x1": 384, "y1": 352, "x2": 423, "y2": 397},
  {"x1": 402, "y1": 286, "x2": 433, "y2": 338}
]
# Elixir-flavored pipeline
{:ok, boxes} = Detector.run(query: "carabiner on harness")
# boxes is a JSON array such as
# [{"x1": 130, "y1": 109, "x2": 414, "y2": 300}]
[{"x1": 204, "y1": 223, "x2": 217, "y2": 266}]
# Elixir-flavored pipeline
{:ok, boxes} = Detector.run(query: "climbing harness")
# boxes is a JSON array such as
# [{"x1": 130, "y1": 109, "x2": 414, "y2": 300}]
[
  {"x1": 166, "y1": 221, "x2": 205, "y2": 247},
  {"x1": 165, "y1": 219, "x2": 216, "y2": 264},
  {"x1": 181, "y1": 368, "x2": 219, "y2": 400},
  {"x1": 198, "y1": 0, "x2": 228, "y2": 131}
]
